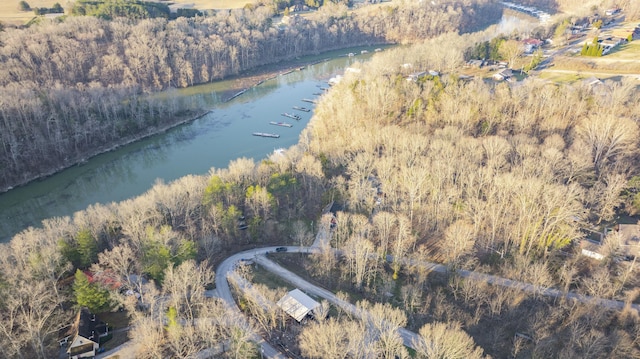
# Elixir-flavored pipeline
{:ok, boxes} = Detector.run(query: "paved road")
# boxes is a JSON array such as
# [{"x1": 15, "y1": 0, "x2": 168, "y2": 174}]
[{"x1": 215, "y1": 247, "x2": 291, "y2": 359}]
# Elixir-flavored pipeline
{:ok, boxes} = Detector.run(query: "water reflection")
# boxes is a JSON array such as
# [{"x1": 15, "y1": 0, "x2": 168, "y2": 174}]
[{"x1": 0, "y1": 51, "x2": 377, "y2": 242}]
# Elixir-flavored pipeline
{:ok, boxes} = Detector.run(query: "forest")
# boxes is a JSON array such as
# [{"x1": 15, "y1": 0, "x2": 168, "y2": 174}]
[
  {"x1": 0, "y1": 0, "x2": 500, "y2": 192},
  {"x1": 1, "y1": 0, "x2": 640, "y2": 358}
]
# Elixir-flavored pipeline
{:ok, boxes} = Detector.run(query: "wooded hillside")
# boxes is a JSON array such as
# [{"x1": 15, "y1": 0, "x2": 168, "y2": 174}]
[{"x1": 0, "y1": 0, "x2": 501, "y2": 191}]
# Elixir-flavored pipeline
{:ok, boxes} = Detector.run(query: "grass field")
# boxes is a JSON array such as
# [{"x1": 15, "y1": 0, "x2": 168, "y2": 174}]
[
  {"x1": 0, "y1": 0, "x2": 56, "y2": 25},
  {"x1": 0, "y1": 0, "x2": 249, "y2": 25},
  {"x1": 606, "y1": 41, "x2": 640, "y2": 60}
]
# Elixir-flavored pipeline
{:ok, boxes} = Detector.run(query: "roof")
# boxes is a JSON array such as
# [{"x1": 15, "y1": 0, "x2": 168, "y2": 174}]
[
  {"x1": 69, "y1": 308, "x2": 106, "y2": 344},
  {"x1": 78, "y1": 308, "x2": 99, "y2": 340},
  {"x1": 522, "y1": 38, "x2": 543, "y2": 45},
  {"x1": 277, "y1": 289, "x2": 319, "y2": 322}
]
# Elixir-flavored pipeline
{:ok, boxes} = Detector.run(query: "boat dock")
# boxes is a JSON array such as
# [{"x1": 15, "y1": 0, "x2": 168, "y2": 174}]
[
  {"x1": 270, "y1": 121, "x2": 293, "y2": 127},
  {"x1": 281, "y1": 112, "x2": 301, "y2": 120},
  {"x1": 292, "y1": 106, "x2": 311, "y2": 112},
  {"x1": 252, "y1": 132, "x2": 280, "y2": 138}
]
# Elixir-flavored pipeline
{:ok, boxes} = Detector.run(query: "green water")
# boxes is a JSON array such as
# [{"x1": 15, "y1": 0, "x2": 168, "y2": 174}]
[{"x1": 0, "y1": 47, "x2": 382, "y2": 242}]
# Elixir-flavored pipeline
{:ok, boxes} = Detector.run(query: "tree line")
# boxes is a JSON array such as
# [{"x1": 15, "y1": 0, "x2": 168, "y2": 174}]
[{"x1": 0, "y1": 0, "x2": 502, "y2": 192}]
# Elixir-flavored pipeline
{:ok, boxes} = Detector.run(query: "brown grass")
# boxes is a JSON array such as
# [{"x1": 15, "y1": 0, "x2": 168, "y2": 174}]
[{"x1": 0, "y1": 0, "x2": 53, "y2": 25}]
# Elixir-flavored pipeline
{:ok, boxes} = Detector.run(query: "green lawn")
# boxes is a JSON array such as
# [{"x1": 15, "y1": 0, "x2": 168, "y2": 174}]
[
  {"x1": 537, "y1": 71, "x2": 585, "y2": 83},
  {"x1": 606, "y1": 40, "x2": 640, "y2": 59}
]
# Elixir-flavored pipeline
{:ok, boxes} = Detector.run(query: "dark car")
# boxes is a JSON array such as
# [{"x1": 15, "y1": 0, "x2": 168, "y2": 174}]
[{"x1": 275, "y1": 247, "x2": 288, "y2": 252}]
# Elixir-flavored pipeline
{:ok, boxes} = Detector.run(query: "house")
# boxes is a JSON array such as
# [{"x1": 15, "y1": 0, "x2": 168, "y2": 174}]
[
  {"x1": 522, "y1": 38, "x2": 543, "y2": 53},
  {"x1": 465, "y1": 59, "x2": 484, "y2": 68},
  {"x1": 580, "y1": 222, "x2": 640, "y2": 261},
  {"x1": 277, "y1": 288, "x2": 320, "y2": 322},
  {"x1": 605, "y1": 8, "x2": 620, "y2": 16},
  {"x1": 406, "y1": 71, "x2": 427, "y2": 82},
  {"x1": 616, "y1": 223, "x2": 640, "y2": 258},
  {"x1": 580, "y1": 239, "x2": 606, "y2": 260},
  {"x1": 84, "y1": 270, "x2": 121, "y2": 291},
  {"x1": 493, "y1": 68, "x2": 513, "y2": 81},
  {"x1": 63, "y1": 308, "x2": 109, "y2": 359}
]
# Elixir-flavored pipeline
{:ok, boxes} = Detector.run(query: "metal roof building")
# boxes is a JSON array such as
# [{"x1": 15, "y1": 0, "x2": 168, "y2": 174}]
[{"x1": 277, "y1": 289, "x2": 320, "y2": 322}]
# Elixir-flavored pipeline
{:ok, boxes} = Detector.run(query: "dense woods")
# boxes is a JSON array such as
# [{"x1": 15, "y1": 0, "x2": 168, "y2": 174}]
[
  {"x1": 1, "y1": 0, "x2": 640, "y2": 357},
  {"x1": 0, "y1": 0, "x2": 501, "y2": 192}
]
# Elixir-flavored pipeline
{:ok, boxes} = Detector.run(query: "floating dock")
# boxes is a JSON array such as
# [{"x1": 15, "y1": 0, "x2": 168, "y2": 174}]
[
  {"x1": 270, "y1": 121, "x2": 293, "y2": 127},
  {"x1": 281, "y1": 113, "x2": 301, "y2": 120},
  {"x1": 252, "y1": 132, "x2": 280, "y2": 138}
]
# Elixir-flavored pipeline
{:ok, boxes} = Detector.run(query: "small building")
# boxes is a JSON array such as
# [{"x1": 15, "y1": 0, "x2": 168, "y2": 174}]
[
  {"x1": 277, "y1": 289, "x2": 320, "y2": 322},
  {"x1": 616, "y1": 223, "x2": 640, "y2": 258},
  {"x1": 605, "y1": 8, "x2": 620, "y2": 16},
  {"x1": 580, "y1": 222, "x2": 640, "y2": 261},
  {"x1": 522, "y1": 38, "x2": 543, "y2": 53},
  {"x1": 580, "y1": 240, "x2": 606, "y2": 260},
  {"x1": 493, "y1": 68, "x2": 513, "y2": 81},
  {"x1": 406, "y1": 71, "x2": 427, "y2": 82},
  {"x1": 466, "y1": 59, "x2": 484, "y2": 68},
  {"x1": 62, "y1": 308, "x2": 109, "y2": 359}
]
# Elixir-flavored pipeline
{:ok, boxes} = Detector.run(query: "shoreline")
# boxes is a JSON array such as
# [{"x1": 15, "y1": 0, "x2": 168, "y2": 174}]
[{"x1": 0, "y1": 57, "x2": 337, "y2": 195}]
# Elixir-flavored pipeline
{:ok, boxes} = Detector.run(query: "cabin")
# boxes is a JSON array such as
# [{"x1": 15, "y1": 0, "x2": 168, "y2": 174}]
[
  {"x1": 277, "y1": 289, "x2": 320, "y2": 322},
  {"x1": 61, "y1": 308, "x2": 109, "y2": 359}
]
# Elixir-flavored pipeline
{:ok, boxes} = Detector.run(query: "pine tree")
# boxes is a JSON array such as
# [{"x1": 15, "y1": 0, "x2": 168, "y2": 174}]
[
  {"x1": 73, "y1": 269, "x2": 111, "y2": 313},
  {"x1": 581, "y1": 43, "x2": 588, "y2": 55}
]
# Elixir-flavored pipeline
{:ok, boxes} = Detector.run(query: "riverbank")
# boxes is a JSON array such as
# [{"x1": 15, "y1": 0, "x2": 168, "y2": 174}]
[{"x1": 0, "y1": 52, "x2": 354, "y2": 195}]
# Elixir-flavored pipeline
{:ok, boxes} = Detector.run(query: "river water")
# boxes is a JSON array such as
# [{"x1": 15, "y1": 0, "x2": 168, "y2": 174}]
[{"x1": 0, "y1": 49, "x2": 379, "y2": 242}]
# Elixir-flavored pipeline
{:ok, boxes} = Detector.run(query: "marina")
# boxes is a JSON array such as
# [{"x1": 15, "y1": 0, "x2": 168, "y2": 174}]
[
  {"x1": 269, "y1": 121, "x2": 293, "y2": 127},
  {"x1": 252, "y1": 132, "x2": 280, "y2": 138}
]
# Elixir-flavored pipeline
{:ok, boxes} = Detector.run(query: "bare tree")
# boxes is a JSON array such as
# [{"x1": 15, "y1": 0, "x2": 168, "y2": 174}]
[{"x1": 413, "y1": 321, "x2": 486, "y2": 359}]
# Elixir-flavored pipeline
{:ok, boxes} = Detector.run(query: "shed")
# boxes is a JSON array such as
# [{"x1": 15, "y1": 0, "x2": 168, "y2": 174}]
[{"x1": 277, "y1": 289, "x2": 319, "y2": 322}]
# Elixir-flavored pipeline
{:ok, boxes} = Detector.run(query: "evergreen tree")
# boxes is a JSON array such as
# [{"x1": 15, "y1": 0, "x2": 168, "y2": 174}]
[
  {"x1": 18, "y1": 1, "x2": 31, "y2": 11},
  {"x1": 76, "y1": 229, "x2": 98, "y2": 268},
  {"x1": 73, "y1": 269, "x2": 111, "y2": 313}
]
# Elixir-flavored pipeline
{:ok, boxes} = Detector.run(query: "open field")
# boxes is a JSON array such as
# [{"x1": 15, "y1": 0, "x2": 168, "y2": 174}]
[
  {"x1": 536, "y1": 40, "x2": 640, "y2": 83},
  {"x1": 0, "y1": 0, "x2": 54, "y2": 25},
  {"x1": 606, "y1": 40, "x2": 640, "y2": 60}
]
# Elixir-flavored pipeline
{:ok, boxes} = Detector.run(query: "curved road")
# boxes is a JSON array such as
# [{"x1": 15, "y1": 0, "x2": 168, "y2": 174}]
[{"x1": 101, "y1": 242, "x2": 638, "y2": 358}]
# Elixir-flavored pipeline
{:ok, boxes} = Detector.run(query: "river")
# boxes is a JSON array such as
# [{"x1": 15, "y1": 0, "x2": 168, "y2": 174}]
[{"x1": 0, "y1": 48, "x2": 381, "y2": 242}]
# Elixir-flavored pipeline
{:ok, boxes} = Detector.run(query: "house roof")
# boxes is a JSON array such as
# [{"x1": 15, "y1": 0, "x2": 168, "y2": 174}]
[
  {"x1": 84, "y1": 270, "x2": 121, "y2": 290},
  {"x1": 277, "y1": 289, "x2": 319, "y2": 322},
  {"x1": 70, "y1": 308, "x2": 106, "y2": 344},
  {"x1": 617, "y1": 224, "x2": 640, "y2": 251},
  {"x1": 522, "y1": 38, "x2": 543, "y2": 46}
]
